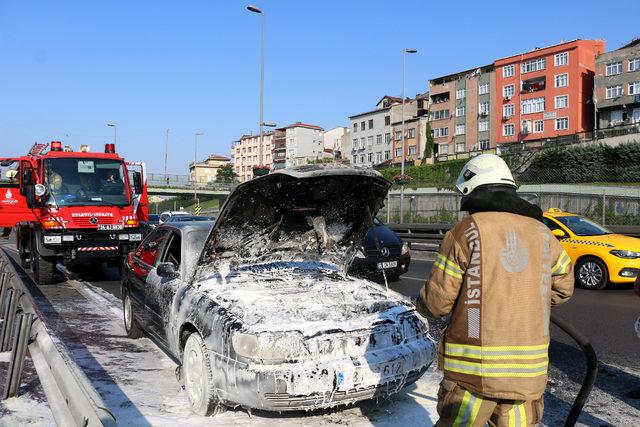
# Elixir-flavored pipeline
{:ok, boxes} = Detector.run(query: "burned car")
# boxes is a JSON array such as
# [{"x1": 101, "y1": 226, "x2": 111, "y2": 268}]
[{"x1": 121, "y1": 166, "x2": 436, "y2": 415}]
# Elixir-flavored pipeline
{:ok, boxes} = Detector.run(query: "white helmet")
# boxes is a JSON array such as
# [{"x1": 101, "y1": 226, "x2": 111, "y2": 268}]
[{"x1": 455, "y1": 154, "x2": 516, "y2": 195}]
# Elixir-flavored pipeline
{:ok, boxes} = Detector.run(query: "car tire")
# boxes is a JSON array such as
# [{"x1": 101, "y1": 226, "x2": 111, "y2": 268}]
[
  {"x1": 182, "y1": 332, "x2": 224, "y2": 416},
  {"x1": 123, "y1": 293, "x2": 144, "y2": 339},
  {"x1": 576, "y1": 257, "x2": 608, "y2": 290},
  {"x1": 31, "y1": 242, "x2": 55, "y2": 286}
]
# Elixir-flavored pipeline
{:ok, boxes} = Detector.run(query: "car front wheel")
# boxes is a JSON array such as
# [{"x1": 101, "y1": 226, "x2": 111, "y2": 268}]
[
  {"x1": 182, "y1": 332, "x2": 223, "y2": 416},
  {"x1": 576, "y1": 257, "x2": 608, "y2": 290}
]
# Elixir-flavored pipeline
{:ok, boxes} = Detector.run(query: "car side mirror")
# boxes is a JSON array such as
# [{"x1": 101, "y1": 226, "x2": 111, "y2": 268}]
[
  {"x1": 132, "y1": 171, "x2": 143, "y2": 194},
  {"x1": 552, "y1": 229, "x2": 567, "y2": 239},
  {"x1": 157, "y1": 262, "x2": 179, "y2": 278}
]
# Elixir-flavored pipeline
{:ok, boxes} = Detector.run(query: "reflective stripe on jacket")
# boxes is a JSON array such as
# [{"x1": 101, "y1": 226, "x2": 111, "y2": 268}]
[{"x1": 416, "y1": 212, "x2": 574, "y2": 400}]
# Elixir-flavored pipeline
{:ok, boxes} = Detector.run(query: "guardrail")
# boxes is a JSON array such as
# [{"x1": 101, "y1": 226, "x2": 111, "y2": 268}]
[
  {"x1": 390, "y1": 223, "x2": 640, "y2": 252},
  {"x1": 0, "y1": 249, "x2": 116, "y2": 426}
]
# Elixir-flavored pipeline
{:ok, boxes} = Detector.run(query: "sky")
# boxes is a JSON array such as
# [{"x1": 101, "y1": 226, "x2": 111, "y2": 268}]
[{"x1": 0, "y1": 0, "x2": 635, "y2": 174}]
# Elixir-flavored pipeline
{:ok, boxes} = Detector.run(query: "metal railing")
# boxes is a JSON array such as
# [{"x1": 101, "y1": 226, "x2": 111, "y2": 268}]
[
  {"x1": 147, "y1": 173, "x2": 236, "y2": 190},
  {"x1": 0, "y1": 249, "x2": 116, "y2": 426}
]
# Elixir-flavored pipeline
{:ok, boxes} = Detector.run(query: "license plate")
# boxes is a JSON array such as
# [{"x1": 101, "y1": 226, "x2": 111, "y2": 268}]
[
  {"x1": 377, "y1": 261, "x2": 397, "y2": 270},
  {"x1": 97, "y1": 224, "x2": 124, "y2": 230},
  {"x1": 337, "y1": 360, "x2": 404, "y2": 391}
]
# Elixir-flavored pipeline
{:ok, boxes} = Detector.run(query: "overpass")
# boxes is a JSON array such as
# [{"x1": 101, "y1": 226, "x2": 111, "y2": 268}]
[{"x1": 146, "y1": 174, "x2": 233, "y2": 203}]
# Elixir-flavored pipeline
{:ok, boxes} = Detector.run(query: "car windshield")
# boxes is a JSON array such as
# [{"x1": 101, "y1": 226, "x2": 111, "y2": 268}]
[
  {"x1": 170, "y1": 216, "x2": 209, "y2": 222},
  {"x1": 44, "y1": 158, "x2": 130, "y2": 207},
  {"x1": 555, "y1": 215, "x2": 612, "y2": 236}
]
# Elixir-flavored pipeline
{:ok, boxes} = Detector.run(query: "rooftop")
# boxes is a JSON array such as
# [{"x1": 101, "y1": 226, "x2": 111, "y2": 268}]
[
  {"x1": 276, "y1": 121, "x2": 324, "y2": 131},
  {"x1": 430, "y1": 64, "x2": 495, "y2": 85}
]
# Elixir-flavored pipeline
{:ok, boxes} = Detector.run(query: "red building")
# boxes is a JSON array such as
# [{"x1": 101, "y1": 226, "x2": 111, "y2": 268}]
[{"x1": 494, "y1": 39, "x2": 605, "y2": 145}]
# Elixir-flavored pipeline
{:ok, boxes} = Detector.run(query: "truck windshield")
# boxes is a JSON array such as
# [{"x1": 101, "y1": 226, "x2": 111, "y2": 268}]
[{"x1": 44, "y1": 158, "x2": 130, "y2": 207}]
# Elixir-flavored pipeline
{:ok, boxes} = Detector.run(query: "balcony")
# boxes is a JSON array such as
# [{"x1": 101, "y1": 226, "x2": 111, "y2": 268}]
[{"x1": 521, "y1": 76, "x2": 546, "y2": 94}]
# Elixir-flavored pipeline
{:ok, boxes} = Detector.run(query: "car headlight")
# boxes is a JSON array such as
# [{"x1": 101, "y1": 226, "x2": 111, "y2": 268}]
[
  {"x1": 231, "y1": 331, "x2": 309, "y2": 362},
  {"x1": 401, "y1": 242, "x2": 410, "y2": 255},
  {"x1": 354, "y1": 247, "x2": 366, "y2": 259},
  {"x1": 610, "y1": 250, "x2": 640, "y2": 259}
]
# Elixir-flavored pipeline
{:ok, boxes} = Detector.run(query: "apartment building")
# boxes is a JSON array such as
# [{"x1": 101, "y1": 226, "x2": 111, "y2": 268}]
[
  {"x1": 595, "y1": 39, "x2": 640, "y2": 128},
  {"x1": 231, "y1": 132, "x2": 274, "y2": 182},
  {"x1": 189, "y1": 154, "x2": 231, "y2": 183},
  {"x1": 323, "y1": 126, "x2": 349, "y2": 157},
  {"x1": 276, "y1": 122, "x2": 325, "y2": 168},
  {"x1": 495, "y1": 39, "x2": 605, "y2": 145},
  {"x1": 429, "y1": 66, "x2": 495, "y2": 159},
  {"x1": 348, "y1": 95, "x2": 418, "y2": 167}
]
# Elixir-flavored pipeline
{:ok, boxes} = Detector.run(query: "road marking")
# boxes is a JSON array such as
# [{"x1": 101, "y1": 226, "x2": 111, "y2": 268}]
[{"x1": 403, "y1": 275, "x2": 427, "y2": 282}]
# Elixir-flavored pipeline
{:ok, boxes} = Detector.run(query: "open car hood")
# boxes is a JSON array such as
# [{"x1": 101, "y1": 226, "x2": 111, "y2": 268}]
[{"x1": 198, "y1": 166, "x2": 390, "y2": 270}]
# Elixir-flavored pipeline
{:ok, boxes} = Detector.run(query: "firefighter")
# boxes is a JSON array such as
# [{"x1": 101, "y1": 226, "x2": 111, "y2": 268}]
[{"x1": 416, "y1": 154, "x2": 574, "y2": 426}]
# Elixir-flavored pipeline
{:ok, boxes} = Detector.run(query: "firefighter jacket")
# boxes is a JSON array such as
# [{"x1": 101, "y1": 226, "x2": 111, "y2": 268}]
[{"x1": 416, "y1": 211, "x2": 574, "y2": 401}]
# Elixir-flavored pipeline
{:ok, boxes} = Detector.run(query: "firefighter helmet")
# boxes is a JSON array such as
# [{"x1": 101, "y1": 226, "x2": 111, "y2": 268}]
[{"x1": 455, "y1": 154, "x2": 516, "y2": 195}]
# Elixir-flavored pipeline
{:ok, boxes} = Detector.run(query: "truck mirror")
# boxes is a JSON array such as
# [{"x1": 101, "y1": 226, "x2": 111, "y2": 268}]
[
  {"x1": 25, "y1": 185, "x2": 36, "y2": 208},
  {"x1": 34, "y1": 184, "x2": 47, "y2": 197},
  {"x1": 132, "y1": 171, "x2": 143, "y2": 194}
]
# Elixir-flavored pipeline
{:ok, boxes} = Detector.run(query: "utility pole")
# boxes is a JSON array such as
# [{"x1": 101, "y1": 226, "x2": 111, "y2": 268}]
[
  {"x1": 399, "y1": 48, "x2": 417, "y2": 224},
  {"x1": 247, "y1": 5, "x2": 266, "y2": 173},
  {"x1": 164, "y1": 129, "x2": 170, "y2": 186}
]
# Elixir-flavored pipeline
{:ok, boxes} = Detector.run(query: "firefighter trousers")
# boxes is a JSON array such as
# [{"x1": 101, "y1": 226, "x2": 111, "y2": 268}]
[{"x1": 435, "y1": 379, "x2": 544, "y2": 426}]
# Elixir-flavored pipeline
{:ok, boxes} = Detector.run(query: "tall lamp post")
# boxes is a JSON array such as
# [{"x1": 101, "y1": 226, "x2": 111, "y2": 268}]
[
  {"x1": 194, "y1": 132, "x2": 203, "y2": 204},
  {"x1": 399, "y1": 48, "x2": 417, "y2": 224},
  {"x1": 164, "y1": 129, "x2": 170, "y2": 186},
  {"x1": 247, "y1": 5, "x2": 266, "y2": 174},
  {"x1": 107, "y1": 123, "x2": 117, "y2": 145}
]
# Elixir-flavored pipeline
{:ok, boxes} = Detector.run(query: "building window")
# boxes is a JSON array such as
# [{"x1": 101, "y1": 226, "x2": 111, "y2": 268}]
[
  {"x1": 521, "y1": 57, "x2": 546, "y2": 74},
  {"x1": 376, "y1": 151, "x2": 382, "y2": 162},
  {"x1": 479, "y1": 140, "x2": 490, "y2": 150},
  {"x1": 478, "y1": 83, "x2": 489, "y2": 95},
  {"x1": 368, "y1": 119, "x2": 374, "y2": 129},
  {"x1": 629, "y1": 81, "x2": 640, "y2": 95},
  {"x1": 630, "y1": 58, "x2": 640, "y2": 72},
  {"x1": 606, "y1": 85, "x2": 623, "y2": 99},
  {"x1": 431, "y1": 109, "x2": 450, "y2": 120},
  {"x1": 503, "y1": 65, "x2": 515, "y2": 78},
  {"x1": 408, "y1": 128, "x2": 416, "y2": 138},
  {"x1": 394, "y1": 130, "x2": 402, "y2": 140},
  {"x1": 503, "y1": 84, "x2": 515, "y2": 98},
  {"x1": 352, "y1": 155, "x2": 357, "y2": 164},
  {"x1": 360, "y1": 121, "x2": 365, "y2": 131},
  {"x1": 439, "y1": 143, "x2": 449, "y2": 155},
  {"x1": 503, "y1": 104, "x2": 515, "y2": 117},
  {"x1": 352, "y1": 138, "x2": 358, "y2": 150},
  {"x1": 633, "y1": 108, "x2": 640, "y2": 124},
  {"x1": 395, "y1": 147, "x2": 402, "y2": 157},
  {"x1": 376, "y1": 134, "x2": 382, "y2": 144},
  {"x1": 360, "y1": 155, "x2": 364, "y2": 163},
  {"x1": 503, "y1": 124, "x2": 515, "y2": 136},
  {"x1": 555, "y1": 95, "x2": 569, "y2": 109},
  {"x1": 554, "y1": 52, "x2": 568, "y2": 66},
  {"x1": 534, "y1": 120, "x2": 544, "y2": 133},
  {"x1": 367, "y1": 152, "x2": 372, "y2": 162},
  {"x1": 610, "y1": 110, "x2": 623, "y2": 125},
  {"x1": 521, "y1": 97, "x2": 545, "y2": 114},
  {"x1": 478, "y1": 102, "x2": 490, "y2": 114},
  {"x1": 360, "y1": 137, "x2": 365, "y2": 149},
  {"x1": 385, "y1": 115, "x2": 391, "y2": 126},
  {"x1": 247, "y1": 147, "x2": 252, "y2": 153},
  {"x1": 353, "y1": 123, "x2": 357, "y2": 132},
  {"x1": 455, "y1": 106, "x2": 465, "y2": 116},
  {"x1": 456, "y1": 142, "x2": 465, "y2": 153},
  {"x1": 385, "y1": 132, "x2": 391, "y2": 143},
  {"x1": 408, "y1": 145, "x2": 417, "y2": 155},
  {"x1": 384, "y1": 150, "x2": 390, "y2": 160},
  {"x1": 606, "y1": 62, "x2": 623, "y2": 76},
  {"x1": 478, "y1": 120, "x2": 489, "y2": 132},
  {"x1": 455, "y1": 124, "x2": 466, "y2": 135},
  {"x1": 522, "y1": 120, "x2": 532, "y2": 134},
  {"x1": 456, "y1": 88, "x2": 466, "y2": 99},
  {"x1": 555, "y1": 117, "x2": 569, "y2": 130},
  {"x1": 433, "y1": 127, "x2": 449, "y2": 138},
  {"x1": 555, "y1": 73, "x2": 568, "y2": 88}
]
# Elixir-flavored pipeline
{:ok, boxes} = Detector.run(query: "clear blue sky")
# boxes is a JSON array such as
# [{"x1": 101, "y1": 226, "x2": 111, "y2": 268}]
[{"x1": 0, "y1": 0, "x2": 633, "y2": 174}]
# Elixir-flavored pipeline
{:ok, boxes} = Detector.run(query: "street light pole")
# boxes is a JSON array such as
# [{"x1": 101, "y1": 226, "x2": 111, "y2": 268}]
[
  {"x1": 107, "y1": 123, "x2": 117, "y2": 145},
  {"x1": 164, "y1": 129, "x2": 170, "y2": 185},
  {"x1": 399, "y1": 48, "x2": 417, "y2": 224},
  {"x1": 194, "y1": 132, "x2": 203, "y2": 205},
  {"x1": 247, "y1": 5, "x2": 265, "y2": 173}
]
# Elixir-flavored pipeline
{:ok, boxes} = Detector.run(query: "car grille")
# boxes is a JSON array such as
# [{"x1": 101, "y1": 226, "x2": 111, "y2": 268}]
[
  {"x1": 306, "y1": 323, "x2": 402, "y2": 359},
  {"x1": 73, "y1": 217, "x2": 116, "y2": 227},
  {"x1": 263, "y1": 368, "x2": 425, "y2": 408},
  {"x1": 365, "y1": 244, "x2": 401, "y2": 257}
]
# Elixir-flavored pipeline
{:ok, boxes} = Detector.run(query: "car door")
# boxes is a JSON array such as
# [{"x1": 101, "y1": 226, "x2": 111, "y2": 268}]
[
  {"x1": 542, "y1": 216, "x2": 579, "y2": 260},
  {"x1": 145, "y1": 230, "x2": 182, "y2": 344},
  {"x1": 127, "y1": 228, "x2": 171, "y2": 329},
  {"x1": 0, "y1": 159, "x2": 37, "y2": 228}
]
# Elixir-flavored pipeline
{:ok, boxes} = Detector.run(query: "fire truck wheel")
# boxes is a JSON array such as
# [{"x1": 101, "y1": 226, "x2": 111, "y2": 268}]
[
  {"x1": 20, "y1": 255, "x2": 31, "y2": 270},
  {"x1": 32, "y1": 245, "x2": 55, "y2": 286}
]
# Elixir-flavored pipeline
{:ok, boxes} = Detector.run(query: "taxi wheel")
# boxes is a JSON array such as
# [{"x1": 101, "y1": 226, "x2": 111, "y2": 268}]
[{"x1": 576, "y1": 257, "x2": 608, "y2": 290}]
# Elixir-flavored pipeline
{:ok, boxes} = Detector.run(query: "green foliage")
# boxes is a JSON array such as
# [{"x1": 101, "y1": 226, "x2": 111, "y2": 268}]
[
  {"x1": 216, "y1": 163, "x2": 238, "y2": 183},
  {"x1": 380, "y1": 158, "x2": 468, "y2": 188},
  {"x1": 423, "y1": 121, "x2": 434, "y2": 160},
  {"x1": 523, "y1": 142, "x2": 640, "y2": 184}
]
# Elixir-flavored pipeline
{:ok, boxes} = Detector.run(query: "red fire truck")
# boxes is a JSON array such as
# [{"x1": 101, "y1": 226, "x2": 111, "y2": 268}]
[{"x1": 0, "y1": 141, "x2": 148, "y2": 284}]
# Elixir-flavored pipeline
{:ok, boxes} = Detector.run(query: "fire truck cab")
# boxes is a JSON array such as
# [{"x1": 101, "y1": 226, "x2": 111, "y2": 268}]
[{"x1": 0, "y1": 141, "x2": 148, "y2": 285}]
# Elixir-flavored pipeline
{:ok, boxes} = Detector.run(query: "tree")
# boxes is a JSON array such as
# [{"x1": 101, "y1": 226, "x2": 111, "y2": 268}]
[
  {"x1": 216, "y1": 163, "x2": 238, "y2": 183},
  {"x1": 423, "y1": 120, "x2": 434, "y2": 161}
]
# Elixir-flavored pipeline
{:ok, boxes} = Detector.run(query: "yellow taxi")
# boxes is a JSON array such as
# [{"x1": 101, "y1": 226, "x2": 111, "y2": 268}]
[{"x1": 542, "y1": 208, "x2": 640, "y2": 289}]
